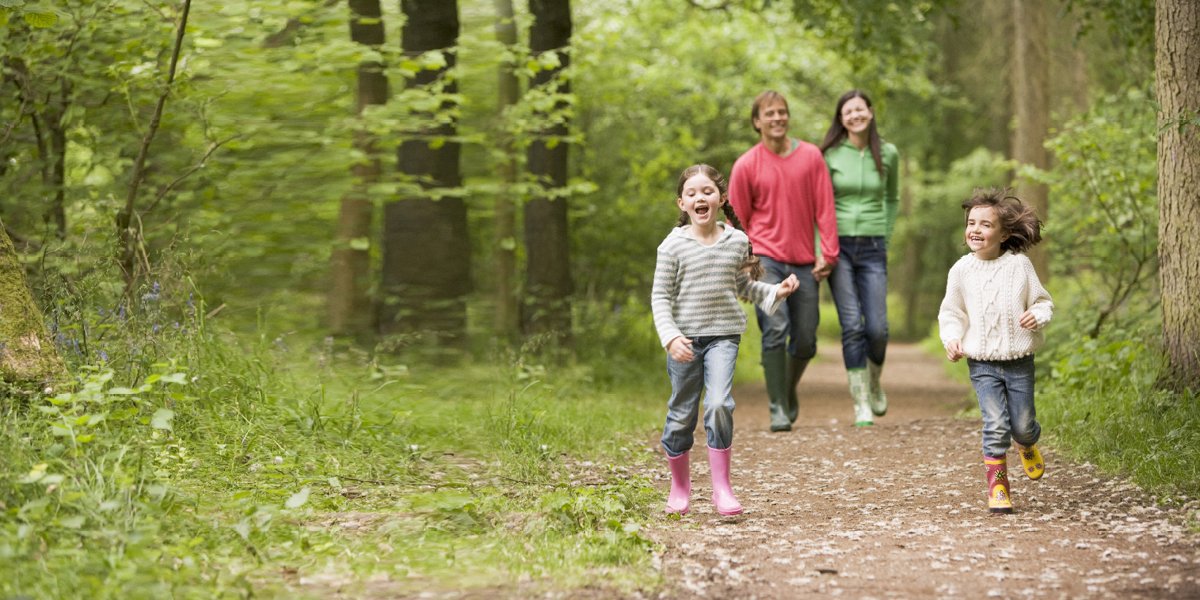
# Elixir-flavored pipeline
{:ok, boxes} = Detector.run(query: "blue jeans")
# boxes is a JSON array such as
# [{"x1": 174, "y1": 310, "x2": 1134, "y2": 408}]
[
  {"x1": 755, "y1": 256, "x2": 820, "y2": 358},
  {"x1": 661, "y1": 335, "x2": 740, "y2": 457},
  {"x1": 828, "y1": 236, "x2": 889, "y2": 369},
  {"x1": 968, "y1": 355, "x2": 1041, "y2": 458}
]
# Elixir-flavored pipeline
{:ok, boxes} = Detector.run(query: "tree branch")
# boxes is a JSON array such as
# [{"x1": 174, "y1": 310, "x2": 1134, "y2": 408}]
[
  {"x1": 119, "y1": 0, "x2": 192, "y2": 294},
  {"x1": 144, "y1": 135, "x2": 240, "y2": 214}
]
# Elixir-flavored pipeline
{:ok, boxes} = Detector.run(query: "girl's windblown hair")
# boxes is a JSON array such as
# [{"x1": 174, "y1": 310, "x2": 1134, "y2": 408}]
[
  {"x1": 962, "y1": 187, "x2": 1043, "y2": 254},
  {"x1": 675, "y1": 164, "x2": 764, "y2": 280}
]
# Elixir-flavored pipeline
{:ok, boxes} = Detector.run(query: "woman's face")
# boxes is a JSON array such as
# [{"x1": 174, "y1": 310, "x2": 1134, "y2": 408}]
[{"x1": 840, "y1": 96, "x2": 873, "y2": 137}]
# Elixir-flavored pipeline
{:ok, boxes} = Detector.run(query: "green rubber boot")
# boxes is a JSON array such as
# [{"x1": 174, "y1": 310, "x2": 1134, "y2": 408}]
[
  {"x1": 786, "y1": 356, "x2": 808, "y2": 424},
  {"x1": 848, "y1": 368, "x2": 873, "y2": 427},
  {"x1": 762, "y1": 349, "x2": 791, "y2": 432},
  {"x1": 867, "y1": 359, "x2": 888, "y2": 417}
]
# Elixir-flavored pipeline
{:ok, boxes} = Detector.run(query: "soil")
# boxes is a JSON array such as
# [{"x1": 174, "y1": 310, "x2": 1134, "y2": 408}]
[{"x1": 646, "y1": 343, "x2": 1200, "y2": 599}]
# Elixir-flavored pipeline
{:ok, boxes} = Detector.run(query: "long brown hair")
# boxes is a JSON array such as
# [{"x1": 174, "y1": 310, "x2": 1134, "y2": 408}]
[
  {"x1": 675, "y1": 164, "x2": 763, "y2": 280},
  {"x1": 819, "y1": 89, "x2": 885, "y2": 178}
]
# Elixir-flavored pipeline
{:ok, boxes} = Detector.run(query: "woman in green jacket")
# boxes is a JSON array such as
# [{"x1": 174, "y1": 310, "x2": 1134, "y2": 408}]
[{"x1": 819, "y1": 90, "x2": 899, "y2": 427}]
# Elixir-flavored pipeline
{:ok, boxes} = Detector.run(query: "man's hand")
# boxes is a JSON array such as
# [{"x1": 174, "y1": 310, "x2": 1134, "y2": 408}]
[
  {"x1": 667, "y1": 336, "x2": 695, "y2": 362},
  {"x1": 811, "y1": 256, "x2": 833, "y2": 281}
]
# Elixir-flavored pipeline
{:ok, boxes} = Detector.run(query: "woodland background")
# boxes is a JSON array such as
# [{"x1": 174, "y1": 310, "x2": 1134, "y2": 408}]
[{"x1": 0, "y1": 0, "x2": 1197, "y2": 597}]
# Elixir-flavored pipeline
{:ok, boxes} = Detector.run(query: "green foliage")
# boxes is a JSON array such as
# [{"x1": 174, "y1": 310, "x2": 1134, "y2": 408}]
[
  {"x1": 571, "y1": 2, "x2": 861, "y2": 306},
  {"x1": 2, "y1": 277, "x2": 666, "y2": 596},
  {"x1": 1039, "y1": 329, "x2": 1200, "y2": 499},
  {"x1": 1032, "y1": 89, "x2": 1159, "y2": 339},
  {"x1": 889, "y1": 147, "x2": 1008, "y2": 339}
]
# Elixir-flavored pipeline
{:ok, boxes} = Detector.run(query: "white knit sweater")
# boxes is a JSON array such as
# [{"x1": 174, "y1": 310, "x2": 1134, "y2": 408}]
[{"x1": 938, "y1": 252, "x2": 1053, "y2": 361}]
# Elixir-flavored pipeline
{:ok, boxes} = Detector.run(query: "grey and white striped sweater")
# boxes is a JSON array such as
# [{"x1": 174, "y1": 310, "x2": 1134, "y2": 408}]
[{"x1": 651, "y1": 224, "x2": 782, "y2": 348}]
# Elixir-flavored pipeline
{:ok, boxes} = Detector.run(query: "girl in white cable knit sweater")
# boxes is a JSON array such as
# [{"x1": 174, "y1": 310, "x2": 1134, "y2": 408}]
[{"x1": 939, "y1": 188, "x2": 1053, "y2": 515}]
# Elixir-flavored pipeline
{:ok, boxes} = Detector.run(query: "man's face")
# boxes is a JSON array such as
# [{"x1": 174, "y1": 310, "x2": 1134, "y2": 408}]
[{"x1": 753, "y1": 99, "x2": 789, "y2": 142}]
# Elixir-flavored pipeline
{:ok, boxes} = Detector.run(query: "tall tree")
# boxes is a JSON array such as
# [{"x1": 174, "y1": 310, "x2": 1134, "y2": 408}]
[
  {"x1": 380, "y1": 0, "x2": 468, "y2": 344},
  {"x1": 523, "y1": 0, "x2": 572, "y2": 342},
  {"x1": 1155, "y1": 0, "x2": 1200, "y2": 385},
  {"x1": 492, "y1": 0, "x2": 521, "y2": 342},
  {"x1": 329, "y1": 0, "x2": 388, "y2": 337},
  {"x1": 1010, "y1": 0, "x2": 1050, "y2": 279}
]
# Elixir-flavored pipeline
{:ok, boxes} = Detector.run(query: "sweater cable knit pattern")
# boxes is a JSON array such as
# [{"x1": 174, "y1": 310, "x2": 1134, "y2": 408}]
[{"x1": 938, "y1": 252, "x2": 1053, "y2": 361}]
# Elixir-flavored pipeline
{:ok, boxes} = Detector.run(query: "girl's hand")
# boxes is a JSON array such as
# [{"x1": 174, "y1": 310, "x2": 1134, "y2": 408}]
[
  {"x1": 776, "y1": 274, "x2": 799, "y2": 299},
  {"x1": 667, "y1": 336, "x2": 695, "y2": 362},
  {"x1": 945, "y1": 341, "x2": 964, "y2": 362},
  {"x1": 1018, "y1": 310, "x2": 1039, "y2": 330}
]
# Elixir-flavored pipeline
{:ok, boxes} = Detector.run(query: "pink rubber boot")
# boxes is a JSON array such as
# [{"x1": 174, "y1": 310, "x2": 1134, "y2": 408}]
[
  {"x1": 666, "y1": 451, "x2": 691, "y2": 515},
  {"x1": 707, "y1": 446, "x2": 743, "y2": 516}
]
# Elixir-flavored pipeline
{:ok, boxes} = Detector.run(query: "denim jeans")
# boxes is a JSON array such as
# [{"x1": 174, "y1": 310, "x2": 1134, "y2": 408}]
[
  {"x1": 828, "y1": 236, "x2": 889, "y2": 370},
  {"x1": 755, "y1": 256, "x2": 820, "y2": 358},
  {"x1": 968, "y1": 355, "x2": 1041, "y2": 457},
  {"x1": 661, "y1": 335, "x2": 740, "y2": 457}
]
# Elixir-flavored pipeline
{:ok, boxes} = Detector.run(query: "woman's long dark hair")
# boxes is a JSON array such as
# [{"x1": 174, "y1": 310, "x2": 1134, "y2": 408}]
[{"x1": 819, "y1": 89, "x2": 885, "y2": 177}]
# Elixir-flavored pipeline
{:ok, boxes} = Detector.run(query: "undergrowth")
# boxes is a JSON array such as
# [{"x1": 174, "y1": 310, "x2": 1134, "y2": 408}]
[{"x1": 0, "y1": 284, "x2": 667, "y2": 598}]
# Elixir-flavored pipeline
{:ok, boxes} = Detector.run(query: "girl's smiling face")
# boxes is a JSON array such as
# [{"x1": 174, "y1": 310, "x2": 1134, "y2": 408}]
[
  {"x1": 678, "y1": 173, "x2": 722, "y2": 229},
  {"x1": 965, "y1": 205, "x2": 1008, "y2": 259}
]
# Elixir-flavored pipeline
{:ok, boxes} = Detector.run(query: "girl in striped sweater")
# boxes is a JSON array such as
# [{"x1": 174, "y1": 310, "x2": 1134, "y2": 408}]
[
  {"x1": 939, "y1": 188, "x2": 1053, "y2": 514},
  {"x1": 651, "y1": 164, "x2": 798, "y2": 516}
]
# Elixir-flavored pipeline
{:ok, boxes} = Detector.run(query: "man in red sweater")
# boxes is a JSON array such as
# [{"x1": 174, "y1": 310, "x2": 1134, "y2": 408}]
[{"x1": 729, "y1": 90, "x2": 840, "y2": 432}]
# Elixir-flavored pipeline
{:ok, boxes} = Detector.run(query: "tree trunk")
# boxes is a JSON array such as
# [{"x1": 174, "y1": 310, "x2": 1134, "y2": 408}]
[
  {"x1": 492, "y1": 0, "x2": 520, "y2": 343},
  {"x1": 0, "y1": 218, "x2": 65, "y2": 386},
  {"x1": 1010, "y1": 0, "x2": 1050, "y2": 280},
  {"x1": 380, "y1": 0, "x2": 468, "y2": 345},
  {"x1": 329, "y1": 0, "x2": 388, "y2": 337},
  {"x1": 1155, "y1": 0, "x2": 1200, "y2": 385},
  {"x1": 522, "y1": 0, "x2": 573, "y2": 344}
]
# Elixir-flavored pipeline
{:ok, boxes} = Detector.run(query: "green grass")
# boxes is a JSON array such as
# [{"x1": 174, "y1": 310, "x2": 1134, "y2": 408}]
[
  {"x1": 0, "y1": 306, "x2": 668, "y2": 598},
  {"x1": 1037, "y1": 336, "x2": 1200, "y2": 505}
]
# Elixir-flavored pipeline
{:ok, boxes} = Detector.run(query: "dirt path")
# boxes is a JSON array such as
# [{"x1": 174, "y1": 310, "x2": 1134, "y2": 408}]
[{"x1": 647, "y1": 343, "x2": 1200, "y2": 599}]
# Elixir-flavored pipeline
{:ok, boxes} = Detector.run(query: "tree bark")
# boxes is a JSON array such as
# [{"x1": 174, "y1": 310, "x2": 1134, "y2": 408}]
[
  {"x1": 329, "y1": 0, "x2": 388, "y2": 337},
  {"x1": 1155, "y1": 0, "x2": 1200, "y2": 385},
  {"x1": 0, "y1": 218, "x2": 65, "y2": 387},
  {"x1": 522, "y1": 0, "x2": 573, "y2": 344},
  {"x1": 493, "y1": 0, "x2": 520, "y2": 343},
  {"x1": 380, "y1": 0, "x2": 468, "y2": 344},
  {"x1": 1010, "y1": 0, "x2": 1050, "y2": 280}
]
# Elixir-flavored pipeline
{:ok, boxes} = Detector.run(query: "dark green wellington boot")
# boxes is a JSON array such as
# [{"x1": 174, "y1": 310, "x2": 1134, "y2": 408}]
[
  {"x1": 762, "y1": 349, "x2": 791, "y2": 432},
  {"x1": 867, "y1": 359, "x2": 888, "y2": 416},
  {"x1": 786, "y1": 356, "x2": 809, "y2": 424}
]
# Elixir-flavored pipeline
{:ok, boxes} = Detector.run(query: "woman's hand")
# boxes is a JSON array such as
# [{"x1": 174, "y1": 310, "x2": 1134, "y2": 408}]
[{"x1": 667, "y1": 336, "x2": 695, "y2": 362}]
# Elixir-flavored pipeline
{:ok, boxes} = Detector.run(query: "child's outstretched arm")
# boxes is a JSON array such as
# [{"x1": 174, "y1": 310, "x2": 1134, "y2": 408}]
[{"x1": 776, "y1": 273, "x2": 799, "y2": 299}]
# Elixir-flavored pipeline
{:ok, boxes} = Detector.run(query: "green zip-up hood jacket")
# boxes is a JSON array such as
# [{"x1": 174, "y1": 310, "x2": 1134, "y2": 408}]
[{"x1": 824, "y1": 140, "x2": 900, "y2": 240}]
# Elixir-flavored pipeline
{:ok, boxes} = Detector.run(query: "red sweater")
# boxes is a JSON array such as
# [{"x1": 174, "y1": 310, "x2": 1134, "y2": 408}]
[{"x1": 728, "y1": 141, "x2": 839, "y2": 266}]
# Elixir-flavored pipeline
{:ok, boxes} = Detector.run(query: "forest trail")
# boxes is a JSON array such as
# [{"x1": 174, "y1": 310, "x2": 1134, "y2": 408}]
[{"x1": 647, "y1": 343, "x2": 1200, "y2": 599}]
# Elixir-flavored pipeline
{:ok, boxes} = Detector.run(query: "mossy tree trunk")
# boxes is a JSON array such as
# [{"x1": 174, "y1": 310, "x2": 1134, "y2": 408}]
[{"x1": 0, "y1": 220, "x2": 65, "y2": 385}]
